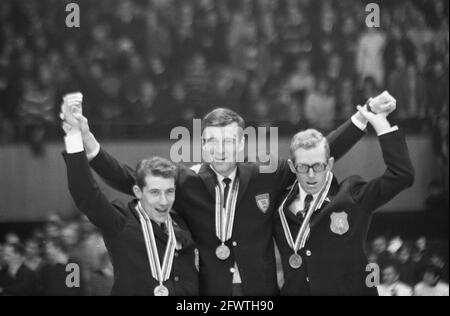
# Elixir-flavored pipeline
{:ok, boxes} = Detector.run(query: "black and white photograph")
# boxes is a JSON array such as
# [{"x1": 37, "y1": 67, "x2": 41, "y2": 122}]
[{"x1": 0, "y1": 0, "x2": 448, "y2": 301}]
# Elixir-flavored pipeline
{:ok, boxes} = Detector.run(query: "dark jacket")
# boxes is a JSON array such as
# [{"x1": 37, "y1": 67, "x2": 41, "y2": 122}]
[
  {"x1": 87, "y1": 120, "x2": 364, "y2": 295},
  {"x1": 64, "y1": 152, "x2": 199, "y2": 296},
  {"x1": 274, "y1": 130, "x2": 415, "y2": 296}
]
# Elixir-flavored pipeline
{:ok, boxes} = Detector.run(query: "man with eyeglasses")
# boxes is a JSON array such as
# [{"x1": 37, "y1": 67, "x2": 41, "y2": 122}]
[
  {"x1": 61, "y1": 91, "x2": 396, "y2": 296},
  {"x1": 274, "y1": 105, "x2": 415, "y2": 296}
]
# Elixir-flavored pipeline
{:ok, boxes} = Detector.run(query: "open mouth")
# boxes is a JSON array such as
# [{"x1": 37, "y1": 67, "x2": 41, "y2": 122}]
[{"x1": 155, "y1": 208, "x2": 169, "y2": 214}]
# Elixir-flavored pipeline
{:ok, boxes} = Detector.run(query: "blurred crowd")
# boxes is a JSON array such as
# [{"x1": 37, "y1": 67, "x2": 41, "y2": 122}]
[
  {"x1": 0, "y1": 214, "x2": 113, "y2": 296},
  {"x1": 368, "y1": 235, "x2": 449, "y2": 296},
  {"x1": 0, "y1": 213, "x2": 448, "y2": 295},
  {"x1": 0, "y1": 0, "x2": 448, "y2": 148}
]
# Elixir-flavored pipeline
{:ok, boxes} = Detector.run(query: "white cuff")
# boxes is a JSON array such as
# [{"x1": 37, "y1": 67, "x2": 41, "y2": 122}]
[
  {"x1": 377, "y1": 126, "x2": 399, "y2": 136},
  {"x1": 86, "y1": 142, "x2": 101, "y2": 161},
  {"x1": 351, "y1": 114, "x2": 368, "y2": 131},
  {"x1": 64, "y1": 132, "x2": 84, "y2": 153}
]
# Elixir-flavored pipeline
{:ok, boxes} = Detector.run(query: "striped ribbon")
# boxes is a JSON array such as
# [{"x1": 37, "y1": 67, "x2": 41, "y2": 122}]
[
  {"x1": 136, "y1": 202, "x2": 177, "y2": 285},
  {"x1": 278, "y1": 172, "x2": 333, "y2": 253},
  {"x1": 215, "y1": 178, "x2": 240, "y2": 243}
]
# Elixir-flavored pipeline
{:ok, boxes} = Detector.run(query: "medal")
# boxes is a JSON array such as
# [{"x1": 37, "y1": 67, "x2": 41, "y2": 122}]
[
  {"x1": 216, "y1": 243, "x2": 231, "y2": 260},
  {"x1": 278, "y1": 172, "x2": 333, "y2": 269},
  {"x1": 136, "y1": 203, "x2": 177, "y2": 297},
  {"x1": 289, "y1": 253, "x2": 303, "y2": 269},
  {"x1": 214, "y1": 177, "x2": 239, "y2": 261},
  {"x1": 154, "y1": 284, "x2": 169, "y2": 296}
]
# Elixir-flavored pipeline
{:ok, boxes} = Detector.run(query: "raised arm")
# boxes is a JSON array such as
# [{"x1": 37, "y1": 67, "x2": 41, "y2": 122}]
[
  {"x1": 350, "y1": 106, "x2": 415, "y2": 213},
  {"x1": 62, "y1": 111, "x2": 128, "y2": 233},
  {"x1": 64, "y1": 146, "x2": 128, "y2": 234},
  {"x1": 326, "y1": 116, "x2": 366, "y2": 162},
  {"x1": 63, "y1": 109, "x2": 138, "y2": 197},
  {"x1": 327, "y1": 91, "x2": 398, "y2": 161}
]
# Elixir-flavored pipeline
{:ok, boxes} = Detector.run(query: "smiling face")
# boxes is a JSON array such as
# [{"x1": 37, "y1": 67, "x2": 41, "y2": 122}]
[
  {"x1": 133, "y1": 175, "x2": 175, "y2": 224},
  {"x1": 202, "y1": 122, "x2": 244, "y2": 177}
]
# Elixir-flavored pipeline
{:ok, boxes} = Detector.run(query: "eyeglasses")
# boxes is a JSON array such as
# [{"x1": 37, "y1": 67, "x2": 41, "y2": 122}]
[{"x1": 294, "y1": 162, "x2": 328, "y2": 174}]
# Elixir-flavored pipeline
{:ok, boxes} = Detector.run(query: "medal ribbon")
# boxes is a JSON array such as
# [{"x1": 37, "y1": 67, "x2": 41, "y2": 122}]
[
  {"x1": 278, "y1": 172, "x2": 333, "y2": 253},
  {"x1": 215, "y1": 178, "x2": 240, "y2": 243},
  {"x1": 136, "y1": 202, "x2": 177, "y2": 284}
]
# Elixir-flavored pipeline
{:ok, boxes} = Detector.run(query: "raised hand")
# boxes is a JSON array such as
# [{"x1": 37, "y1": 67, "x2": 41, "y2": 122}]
[
  {"x1": 368, "y1": 91, "x2": 397, "y2": 117},
  {"x1": 356, "y1": 105, "x2": 392, "y2": 135}
]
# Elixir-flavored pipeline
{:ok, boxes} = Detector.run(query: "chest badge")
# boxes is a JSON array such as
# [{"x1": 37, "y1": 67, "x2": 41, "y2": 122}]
[
  {"x1": 330, "y1": 212, "x2": 349, "y2": 235},
  {"x1": 255, "y1": 193, "x2": 270, "y2": 214}
]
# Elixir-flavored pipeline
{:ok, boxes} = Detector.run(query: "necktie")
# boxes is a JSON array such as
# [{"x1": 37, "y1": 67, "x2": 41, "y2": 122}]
[
  {"x1": 223, "y1": 178, "x2": 232, "y2": 208},
  {"x1": 160, "y1": 222, "x2": 168, "y2": 235},
  {"x1": 297, "y1": 194, "x2": 313, "y2": 219}
]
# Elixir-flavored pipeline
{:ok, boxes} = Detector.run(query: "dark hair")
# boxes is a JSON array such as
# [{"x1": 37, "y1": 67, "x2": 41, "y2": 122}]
[
  {"x1": 424, "y1": 264, "x2": 443, "y2": 279},
  {"x1": 381, "y1": 261, "x2": 399, "y2": 274},
  {"x1": 6, "y1": 242, "x2": 26, "y2": 256},
  {"x1": 43, "y1": 238, "x2": 69, "y2": 254},
  {"x1": 202, "y1": 108, "x2": 245, "y2": 133},
  {"x1": 135, "y1": 157, "x2": 177, "y2": 189}
]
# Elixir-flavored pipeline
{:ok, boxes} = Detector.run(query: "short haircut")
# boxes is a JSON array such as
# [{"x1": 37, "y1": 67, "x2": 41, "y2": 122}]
[
  {"x1": 135, "y1": 157, "x2": 177, "y2": 189},
  {"x1": 202, "y1": 108, "x2": 245, "y2": 135},
  {"x1": 290, "y1": 129, "x2": 330, "y2": 162}
]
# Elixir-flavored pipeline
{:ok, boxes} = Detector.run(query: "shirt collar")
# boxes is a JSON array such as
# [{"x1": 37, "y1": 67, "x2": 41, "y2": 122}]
[
  {"x1": 210, "y1": 165, "x2": 238, "y2": 184},
  {"x1": 298, "y1": 183, "x2": 320, "y2": 202}
]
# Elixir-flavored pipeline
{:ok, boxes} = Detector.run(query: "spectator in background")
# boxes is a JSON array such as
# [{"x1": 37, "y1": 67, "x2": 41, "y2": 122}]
[
  {"x1": 17, "y1": 63, "x2": 56, "y2": 155},
  {"x1": 336, "y1": 15, "x2": 358, "y2": 77},
  {"x1": 39, "y1": 238, "x2": 83, "y2": 296},
  {"x1": 414, "y1": 264, "x2": 449, "y2": 296},
  {"x1": 286, "y1": 57, "x2": 316, "y2": 106},
  {"x1": 183, "y1": 52, "x2": 212, "y2": 116},
  {"x1": 412, "y1": 237, "x2": 431, "y2": 270},
  {"x1": 23, "y1": 239, "x2": 44, "y2": 272},
  {"x1": 378, "y1": 263, "x2": 413, "y2": 296},
  {"x1": 4, "y1": 232, "x2": 20, "y2": 245},
  {"x1": 336, "y1": 78, "x2": 356, "y2": 120},
  {"x1": 0, "y1": 243, "x2": 38, "y2": 296},
  {"x1": 427, "y1": 57, "x2": 449, "y2": 118},
  {"x1": 388, "y1": 59, "x2": 427, "y2": 119},
  {"x1": 0, "y1": 245, "x2": 5, "y2": 271},
  {"x1": 87, "y1": 252, "x2": 114, "y2": 296},
  {"x1": 369, "y1": 236, "x2": 392, "y2": 268},
  {"x1": 356, "y1": 76, "x2": 381, "y2": 107},
  {"x1": 406, "y1": 13, "x2": 435, "y2": 72},
  {"x1": 324, "y1": 53, "x2": 344, "y2": 99},
  {"x1": 210, "y1": 65, "x2": 246, "y2": 113},
  {"x1": 356, "y1": 27, "x2": 387, "y2": 88},
  {"x1": 277, "y1": 0, "x2": 312, "y2": 58},
  {"x1": 383, "y1": 25, "x2": 416, "y2": 82},
  {"x1": 304, "y1": 77, "x2": 336, "y2": 132},
  {"x1": 396, "y1": 243, "x2": 421, "y2": 287}
]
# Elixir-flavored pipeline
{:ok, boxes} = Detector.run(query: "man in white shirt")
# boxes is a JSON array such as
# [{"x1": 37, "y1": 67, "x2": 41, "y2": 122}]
[
  {"x1": 414, "y1": 264, "x2": 449, "y2": 296},
  {"x1": 378, "y1": 264, "x2": 413, "y2": 296}
]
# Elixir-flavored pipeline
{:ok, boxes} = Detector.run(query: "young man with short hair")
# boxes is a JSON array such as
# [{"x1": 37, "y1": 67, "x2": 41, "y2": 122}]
[{"x1": 63, "y1": 121, "x2": 198, "y2": 296}]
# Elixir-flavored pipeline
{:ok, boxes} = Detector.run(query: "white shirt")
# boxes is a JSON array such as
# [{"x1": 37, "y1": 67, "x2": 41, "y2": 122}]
[
  {"x1": 210, "y1": 166, "x2": 237, "y2": 198},
  {"x1": 378, "y1": 282, "x2": 413, "y2": 296},
  {"x1": 414, "y1": 282, "x2": 449, "y2": 296},
  {"x1": 289, "y1": 185, "x2": 320, "y2": 216}
]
